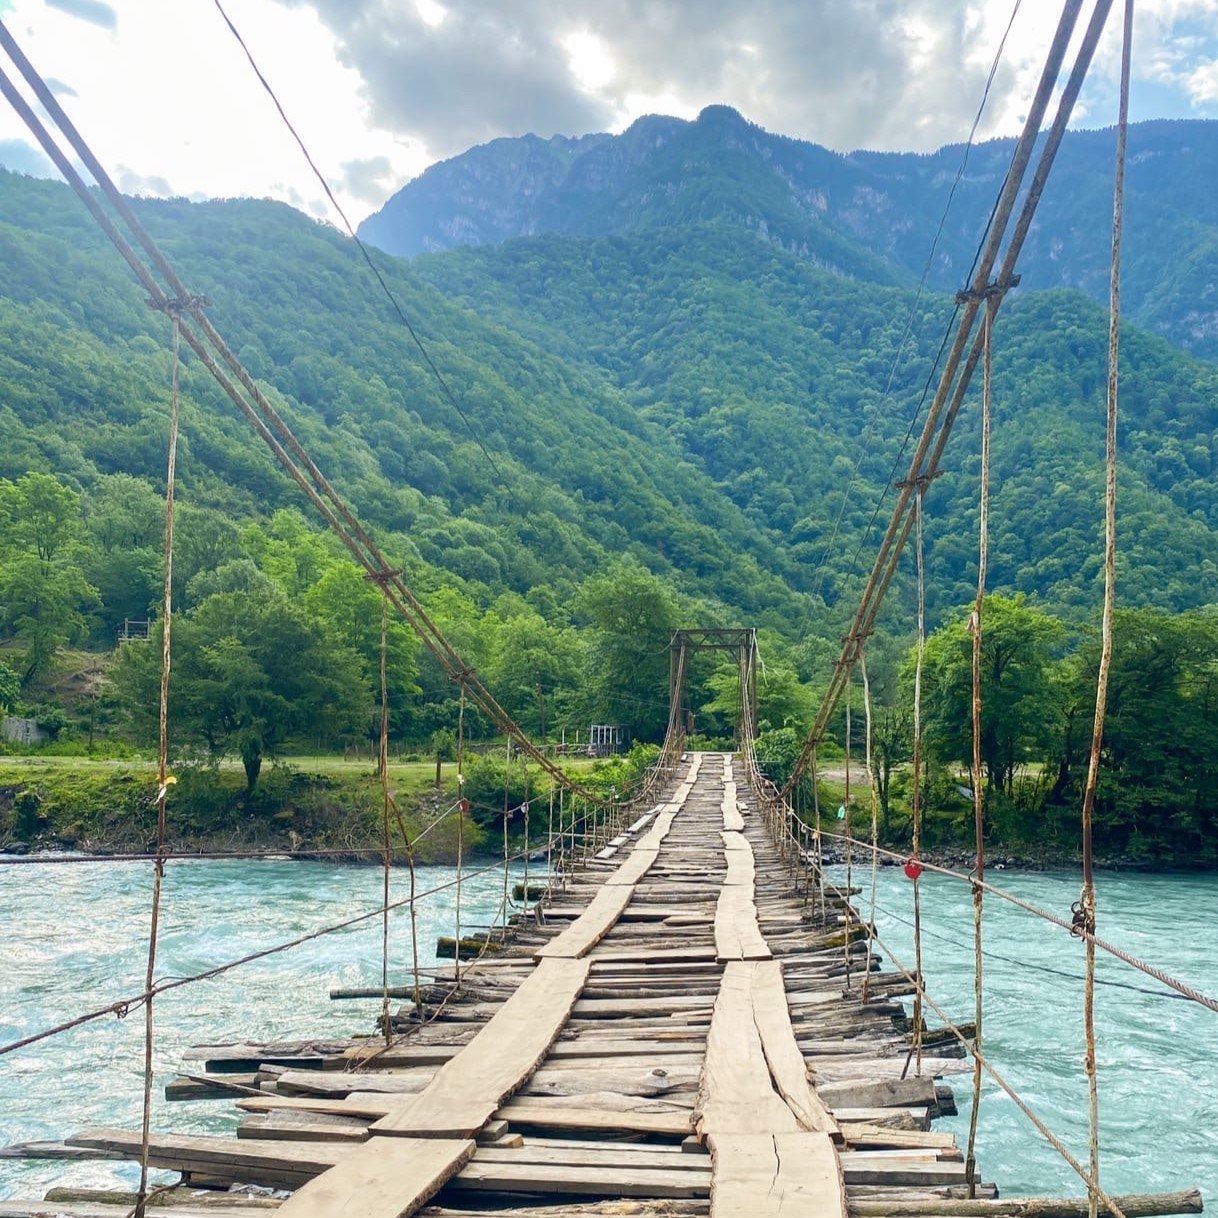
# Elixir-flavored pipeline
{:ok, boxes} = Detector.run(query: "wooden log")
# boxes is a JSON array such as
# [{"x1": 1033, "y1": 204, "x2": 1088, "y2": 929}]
[
  {"x1": 447, "y1": 1160, "x2": 709, "y2": 1199},
  {"x1": 847, "y1": 1191, "x2": 1204, "y2": 1217},
  {"x1": 372, "y1": 957, "x2": 590, "y2": 1137},
  {"x1": 498, "y1": 1101, "x2": 693, "y2": 1138}
]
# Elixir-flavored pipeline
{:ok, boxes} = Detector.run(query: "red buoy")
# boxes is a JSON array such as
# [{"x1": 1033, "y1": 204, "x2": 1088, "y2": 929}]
[{"x1": 904, "y1": 858, "x2": 923, "y2": 880}]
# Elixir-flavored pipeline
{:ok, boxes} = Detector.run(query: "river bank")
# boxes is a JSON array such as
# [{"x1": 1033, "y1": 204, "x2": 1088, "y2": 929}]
[{"x1": 0, "y1": 759, "x2": 479, "y2": 863}]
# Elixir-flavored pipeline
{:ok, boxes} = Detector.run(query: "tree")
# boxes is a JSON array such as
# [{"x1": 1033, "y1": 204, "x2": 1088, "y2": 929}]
[
  {"x1": 113, "y1": 590, "x2": 368, "y2": 793},
  {"x1": 0, "y1": 474, "x2": 99, "y2": 683},
  {"x1": 0, "y1": 472, "x2": 80, "y2": 562},
  {"x1": 486, "y1": 609, "x2": 584, "y2": 740},
  {"x1": 0, "y1": 658, "x2": 19, "y2": 713},
  {"x1": 0, "y1": 552, "x2": 100, "y2": 684},
  {"x1": 1062, "y1": 608, "x2": 1218, "y2": 859},
  {"x1": 918, "y1": 594, "x2": 1064, "y2": 795},
  {"x1": 573, "y1": 558, "x2": 681, "y2": 741},
  {"x1": 302, "y1": 559, "x2": 421, "y2": 740},
  {"x1": 701, "y1": 653, "x2": 813, "y2": 738},
  {"x1": 84, "y1": 473, "x2": 164, "y2": 554},
  {"x1": 869, "y1": 705, "x2": 911, "y2": 836}
]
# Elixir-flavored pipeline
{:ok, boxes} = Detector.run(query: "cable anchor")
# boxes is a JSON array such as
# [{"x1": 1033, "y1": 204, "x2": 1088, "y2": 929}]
[{"x1": 955, "y1": 274, "x2": 1020, "y2": 305}]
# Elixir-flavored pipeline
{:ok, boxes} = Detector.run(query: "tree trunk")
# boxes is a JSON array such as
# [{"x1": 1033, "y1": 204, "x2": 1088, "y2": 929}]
[{"x1": 242, "y1": 743, "x2": 262, "y2": 794}]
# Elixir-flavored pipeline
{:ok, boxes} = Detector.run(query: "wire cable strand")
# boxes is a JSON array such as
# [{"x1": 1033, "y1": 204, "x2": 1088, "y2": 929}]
[{"x1": 210, "y1": 0, "x2": 502, "y2": 481}]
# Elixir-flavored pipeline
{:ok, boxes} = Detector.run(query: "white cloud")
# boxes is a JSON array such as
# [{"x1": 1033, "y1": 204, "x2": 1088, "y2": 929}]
[
  {"x1": 0, "y1": 0, "x2": 427, "y2": 221},
  {"x1": 0, "y1": 0, "x2": 1215, "y2": 222}
]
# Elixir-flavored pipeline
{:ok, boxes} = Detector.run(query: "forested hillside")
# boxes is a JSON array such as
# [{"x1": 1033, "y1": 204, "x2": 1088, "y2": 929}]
[
  {"x1": 413, "y1": 222, "x2": 1218, "y2": 619},
  {"x1": 1, "y1": 141, "x2": 1215, "y2": 859}
]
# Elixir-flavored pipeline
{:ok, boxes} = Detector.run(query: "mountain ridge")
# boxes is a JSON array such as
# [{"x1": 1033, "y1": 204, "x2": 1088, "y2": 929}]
[{"x1": 359, "y1": 107, "x2": 1218, "y2": 359}]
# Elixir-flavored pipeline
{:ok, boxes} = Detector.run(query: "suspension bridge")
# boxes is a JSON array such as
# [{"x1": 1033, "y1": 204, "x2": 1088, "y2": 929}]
[{"x1": 0, "y1": 0, "x2": 1214, "y2": 1215}]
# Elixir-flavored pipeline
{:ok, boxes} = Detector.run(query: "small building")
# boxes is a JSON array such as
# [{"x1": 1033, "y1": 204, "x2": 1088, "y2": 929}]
[
  {"x1": 2, "y1": 716, "x2": 47, "y2": 746},
  {"x1": 589, "y1": 724, "x2": 626, "y2": 758}
]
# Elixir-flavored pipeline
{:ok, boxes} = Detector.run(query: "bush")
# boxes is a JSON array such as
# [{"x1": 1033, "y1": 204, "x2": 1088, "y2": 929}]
[
  {"x1": 13, "y1": 789, "x2": 46, "y2": 839},
  {"x1": 461, "y1": 750, "x2": 540, "y2": 828}
]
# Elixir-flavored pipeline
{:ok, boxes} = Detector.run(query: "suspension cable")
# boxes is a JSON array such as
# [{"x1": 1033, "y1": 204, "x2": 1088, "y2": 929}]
[
  {"x1": 965, "y1": 292, "x2": 997, "y2": 1196},
  {"x1": 814, "y1": 872, "x2": 1128, "y2": 1218},
  {"x1": 859, "y1": 648, "x2": 880, "y2": 1004},
  {"x1": 784, "y1": 0, "x2": 1114, "y2": 800},
  {"x1": 377, "y1": 584, "x2": 394, "y2": 1049},
  {"x1": 1081, "y1": 6, "x2": 1133, "y2": 1213},
  {"x1": 843, "y1": 670, "x2": 855, "y2": 991},
  {"x1": 132, "y1": 311, "x2": 181, "y2": 1218},
  {"x1": 910, "y1": 485, "x2": 927, "y2": 1075}
]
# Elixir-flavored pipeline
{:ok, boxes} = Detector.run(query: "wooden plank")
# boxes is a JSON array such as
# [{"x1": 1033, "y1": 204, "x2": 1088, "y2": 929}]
[
  {"x1": 448, "y1": 1161, "x2": 708, "y2": 1199},
  {"x1": 497, "y1": 1102, "x2": 693, "y2": 1138},
  {"x1": 64, "y1": 1128, "x2": 343, "y2": 1189},
  {"x1": 713, "y1": 885, "x2": 770, "y2": 962},
  {"x1": 749, "y1": 960, "x2": 840, "y2": 1139},
  {"x1": 274, "y1": 1136, "x2": 474, "y2": 1218},
  {"x1": 705, "y1": 1131, "x2": 845, "y2": 1217},
  {"x1": 817, "y1": 1075, "x2": 939, "y2": 1111},
  {"x1": 603, "y1": 847, "x2": 660, "y2": 888},
  {"x1": 370, "y1": 957, "x2": 589, "y2": 1138},
  {"x1": 474, "y1": 1144, "x2": 708, "y2": 1170},
  {"x1": 535, "y1": 885, "x2": 632, "y2": 957},
  {"x1": 238, "y1": 1095, "x2": 395, "y2": 1120},
  {"x1": 0, "y1": 1206, "x2": 279, "y2": 1218},
  {"x1": 697, "y1": 963, "x2": 797, "y2": 1136}
]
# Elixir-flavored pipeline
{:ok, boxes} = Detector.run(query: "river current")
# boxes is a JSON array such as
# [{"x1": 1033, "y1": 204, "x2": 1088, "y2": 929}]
[{"x1": 1, "y1": 856, "x2": 1215, "y2": 1202}]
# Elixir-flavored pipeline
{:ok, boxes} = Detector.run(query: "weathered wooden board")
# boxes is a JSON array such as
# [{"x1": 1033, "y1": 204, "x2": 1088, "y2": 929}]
[
  {"x1": 533, "y1": 886, "x2": 634, "y2": 958},
  {"x1": 697, "y1": 963, "x2": 797, "y2": 1136},
  {"x1": 713, "y1": 884, "x2": 771, "y2": 962},
  {"x1": 705, "y1": 1131, "x2": 845, "y2": 1217},
  {"x1": 371, "y1": 957, "x2": 589, "y2": 1138},
  {"x1": 749, "y1": 960, "x2": 840, "y2": 1139},
  {"x1": 497, "y1": 1102, "x2": 693, "y2": 1137},
  {"x1": 65, "y1": 1128, "x2": 344, "y2": 1189},
  {"x1": 274, "y1": 1136, "x2": 474, "y2": 1217},
  {"x1": 448, "y1": 1160, "x2": 709, "y2": 1199}
]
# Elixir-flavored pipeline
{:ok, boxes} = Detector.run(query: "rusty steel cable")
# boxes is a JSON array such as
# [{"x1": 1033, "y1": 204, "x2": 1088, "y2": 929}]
[
  {"x1": 783, "y1": 0, "x2": 1113, "y2": 801},
  {"x1": 859, "y1": 648, "x2": 880, "y2": 1004},
  {"x1": 794, "y1": 827, "x2": 1218, "y2": 1015},
  {"x1": 843, "y1": 673, "x2": 855, "y2": 991},
  {"x1": 812, "y1": 871, "x2": 1128, "y2": 1218},
  {"x1": 0, "y1": 799, "x2": 609, "y2": 1063},
  {"x1": 210, "y1": 0, "x2": 503, "y2": 481},
  {"x1": 965, "y1": 295, "x2": 997, "y2": 1196},
  {"x1": 377, "y1": 587, "x2": 394, "y2": 1048},
  {"x1": 0, "y1": 24, "x2": 620, "y2": 812},
  {"x1": 133, "y1": 312, "x2": 181, "y2": 1218},
  {"x1": 1082, "y1": 7, "x2": 1133, "y2": 1214},
  {"x1": 910, "y1": 486, "x2": 927, "y2": 1076}
]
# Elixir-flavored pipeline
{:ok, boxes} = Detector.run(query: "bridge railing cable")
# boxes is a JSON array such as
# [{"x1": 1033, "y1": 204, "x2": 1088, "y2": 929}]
[
  {"x1": 784, "y1": 0, "x2": 1114, "y2": 801},
  {"x1": 0, "y1": 19, "x2": 680, "y2": 819}
]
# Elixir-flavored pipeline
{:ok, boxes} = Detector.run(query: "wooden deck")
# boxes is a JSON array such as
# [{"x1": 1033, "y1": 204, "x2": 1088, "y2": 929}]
[{"x1": 3, "y1": 753, "x2": 995, "y2": 1217}]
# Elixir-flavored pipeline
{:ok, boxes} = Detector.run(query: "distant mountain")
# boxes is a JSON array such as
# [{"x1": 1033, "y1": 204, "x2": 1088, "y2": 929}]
[{"x1": 359, "y1": 107, "x2": 1218, "y2": 360}]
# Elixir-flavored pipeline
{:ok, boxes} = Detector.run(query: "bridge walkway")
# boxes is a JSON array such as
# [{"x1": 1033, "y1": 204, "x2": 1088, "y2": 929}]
[{"x1": 22, "y1": 753, "x2": 979, "y2": 1217}]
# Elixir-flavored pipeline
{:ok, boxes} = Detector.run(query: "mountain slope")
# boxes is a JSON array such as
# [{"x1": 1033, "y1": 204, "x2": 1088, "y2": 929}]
[
  {"x1": 408, "y1": 220, "x2": 1218, "y2": 621},
  {"x1": 361, "y1": 108, "x2": 1218, "y2": 359},
  {"x1": 1, "y1": 162, "x2": 1216, "y2": 648},
  {"x1": 0, "y1": 169, "x2": 813, "y2": 632}
]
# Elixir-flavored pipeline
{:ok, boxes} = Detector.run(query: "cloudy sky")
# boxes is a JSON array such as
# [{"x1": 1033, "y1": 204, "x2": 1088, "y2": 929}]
[{"x1": 0, "y1": 0, "x2": 1215, "y2": 224}]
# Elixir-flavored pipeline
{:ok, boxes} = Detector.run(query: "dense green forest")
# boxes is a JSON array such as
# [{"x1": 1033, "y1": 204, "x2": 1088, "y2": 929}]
[{"x1": 0, "y1": 156, "x2": 1215, "y2": 862}]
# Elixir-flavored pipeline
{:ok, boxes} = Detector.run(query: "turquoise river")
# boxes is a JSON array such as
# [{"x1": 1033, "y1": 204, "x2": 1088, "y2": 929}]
[{"x1": 1, "y1": 856, "x2": 1215, "y2": 1202}]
